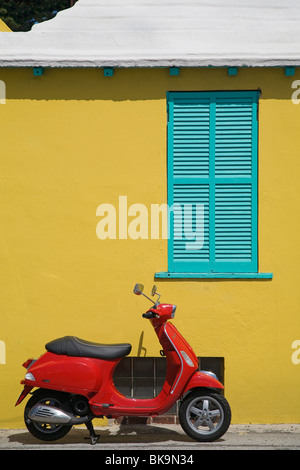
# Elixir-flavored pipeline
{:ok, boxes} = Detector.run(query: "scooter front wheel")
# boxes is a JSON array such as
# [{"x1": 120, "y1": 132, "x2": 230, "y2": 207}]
[
  {"x1": 179, "y1": 390, "x2": 231, "y2": 442},
  {"x1": 24, "y1": 389, "x2": 72, "y2": 442}
]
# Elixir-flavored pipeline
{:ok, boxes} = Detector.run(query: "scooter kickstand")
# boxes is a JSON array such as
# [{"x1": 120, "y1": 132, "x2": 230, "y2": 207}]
[{"x1": 85, "y1": 420, "x2": 100, "y2": 445}]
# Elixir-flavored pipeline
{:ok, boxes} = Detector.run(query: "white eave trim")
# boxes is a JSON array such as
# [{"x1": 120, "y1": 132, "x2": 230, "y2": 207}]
[{"x1": 0, "y1": 54, "x2": 300, "y2": 69}]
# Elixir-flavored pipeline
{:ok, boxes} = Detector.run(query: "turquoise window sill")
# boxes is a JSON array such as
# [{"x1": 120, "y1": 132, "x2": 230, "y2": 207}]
[{"x1": 155, "y1": 272, "x2": 273, "y2": 279}]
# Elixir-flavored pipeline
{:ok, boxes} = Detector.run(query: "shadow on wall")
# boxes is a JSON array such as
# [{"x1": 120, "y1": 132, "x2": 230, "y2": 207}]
[{"x1": 1, "y1": 66, "x2": 297, "y2": 102}]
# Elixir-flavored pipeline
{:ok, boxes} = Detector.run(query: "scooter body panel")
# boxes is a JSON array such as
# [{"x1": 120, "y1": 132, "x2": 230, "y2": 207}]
[
  {"x1": 22, "y1": 351, "x2": 114, "y2": 396},
  {"x1": 19, "y1": 320, "x2": 201, "y2": 416},
  {"x1": 86, "y1": 321, "x2": 200, "y2": 417}
]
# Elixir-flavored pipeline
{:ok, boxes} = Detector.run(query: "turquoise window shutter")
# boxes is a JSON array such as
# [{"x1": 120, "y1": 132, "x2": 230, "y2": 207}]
[{"x1": 167, "y1": 91, "x2": 259, "y2": 274}]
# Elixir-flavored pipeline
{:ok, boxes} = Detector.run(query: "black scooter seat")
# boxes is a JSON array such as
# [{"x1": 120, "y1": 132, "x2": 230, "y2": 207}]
[{"x1": 46, "y1": 336, "x2": 132, "y2": 360}]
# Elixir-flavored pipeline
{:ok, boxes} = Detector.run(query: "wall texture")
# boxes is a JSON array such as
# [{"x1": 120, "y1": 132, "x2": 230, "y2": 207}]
[{"x1": 0, "y1": 66, "x2": 299, "y2": 427}]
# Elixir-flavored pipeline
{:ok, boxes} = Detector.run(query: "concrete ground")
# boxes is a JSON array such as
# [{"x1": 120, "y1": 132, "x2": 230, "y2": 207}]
[{"x1": 0, "y1": 423, "x2": 299, "y2": 451}]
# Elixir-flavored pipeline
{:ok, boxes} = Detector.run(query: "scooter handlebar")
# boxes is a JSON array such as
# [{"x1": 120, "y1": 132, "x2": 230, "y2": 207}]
[{"x1": 142, "y1": 312, "x2": 158, "y2": 319}]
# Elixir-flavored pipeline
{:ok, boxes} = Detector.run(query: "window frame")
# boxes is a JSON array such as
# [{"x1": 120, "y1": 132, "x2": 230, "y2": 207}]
[{"x1": 155, "y1": 90, "x2": 272, "y2": 280}]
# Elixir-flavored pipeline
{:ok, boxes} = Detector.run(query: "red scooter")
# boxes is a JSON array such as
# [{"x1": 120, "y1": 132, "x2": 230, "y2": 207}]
[{"x1": 16, "y1": 284, "x2": 231, "y2": 444}]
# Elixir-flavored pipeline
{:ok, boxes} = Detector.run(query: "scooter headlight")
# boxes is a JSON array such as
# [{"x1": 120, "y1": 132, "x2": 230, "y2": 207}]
[
  {"x1": 171, "y1": 305, "x2": 176, "y2": 318},
  {"x1": 25, "y1": 372, "x2": 36, "y2": 381}
]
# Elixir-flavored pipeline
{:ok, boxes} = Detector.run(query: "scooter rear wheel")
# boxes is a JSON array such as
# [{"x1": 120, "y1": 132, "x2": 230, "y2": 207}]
[
  {"x1": 24, "y1": 389, "x2": 72, "y2": 442},
  {"x1": 179, "y1": 390, "x2": 231, "y2": 442}
]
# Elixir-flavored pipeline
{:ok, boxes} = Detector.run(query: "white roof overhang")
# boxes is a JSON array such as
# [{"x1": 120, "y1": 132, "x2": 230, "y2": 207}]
[{"x1": 0, "y1": 0, "x2": 299, "y2": 68}]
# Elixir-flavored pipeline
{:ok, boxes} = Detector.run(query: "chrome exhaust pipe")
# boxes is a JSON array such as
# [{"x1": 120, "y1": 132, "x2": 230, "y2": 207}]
[{"x1": 28, "y1": 404, "x2": 90, "y2": 425}]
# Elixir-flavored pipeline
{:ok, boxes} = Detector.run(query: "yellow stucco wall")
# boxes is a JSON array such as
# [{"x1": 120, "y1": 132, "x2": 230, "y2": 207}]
[
  {"x1": 0, "y1": 67, "x2": 299, "y2": 428},
  {"x1": 0, "y1": 19, "x2": 11, "y2": 32}
]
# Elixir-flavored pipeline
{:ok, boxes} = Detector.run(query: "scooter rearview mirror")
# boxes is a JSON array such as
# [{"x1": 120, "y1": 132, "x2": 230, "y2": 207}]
[
  {"x1": 151, "y1": 285, "x2": 161, "y2": 305},
  {"x1": 133, "y1": 283, "x2": 156, "y2": 304},
  {"x1": 133, "y1": 283, "x2": 144, "y2": 295},
  {"x1": 151, "y1": 285, "x2": 157, "y2": 296}
]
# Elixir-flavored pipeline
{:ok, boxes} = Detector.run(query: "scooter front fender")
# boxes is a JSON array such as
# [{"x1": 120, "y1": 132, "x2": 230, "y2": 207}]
[{"x1": 182, "y1": 371, "x2": 224, "y2": 396}]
